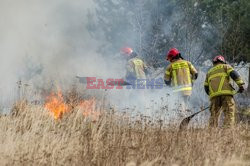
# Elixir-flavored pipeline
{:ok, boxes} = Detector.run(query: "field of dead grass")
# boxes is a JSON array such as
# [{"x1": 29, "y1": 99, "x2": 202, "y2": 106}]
[{"x1": 0, "y1": 100, "x2": 249, "y2": 166}]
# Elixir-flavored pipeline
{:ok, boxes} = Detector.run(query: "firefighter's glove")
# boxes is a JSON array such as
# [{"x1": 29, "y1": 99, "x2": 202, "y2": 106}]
[
  {"x1": 204, "y1": 86, "x2": 209, "y2": 95},
  {"x1": 164, "y1": 80, "x2": 171, "y2": 86},
  {"x1": 238, "y1": 86, "x2": 245, "y2": 93}
]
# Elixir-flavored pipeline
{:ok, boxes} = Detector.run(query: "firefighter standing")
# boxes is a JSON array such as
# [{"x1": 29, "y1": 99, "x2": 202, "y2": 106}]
[
  {"x1": 204, "y1": 55, "x2": 245, "y2": 127},
  {"x1": 164, "y1": 48, "x2": 198, "y2": 111}
]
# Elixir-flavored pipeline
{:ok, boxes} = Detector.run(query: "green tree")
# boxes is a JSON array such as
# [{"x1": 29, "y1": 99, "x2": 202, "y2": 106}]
[{"x1": 200, "y1": 0, "x2": 250, "y2": 62}]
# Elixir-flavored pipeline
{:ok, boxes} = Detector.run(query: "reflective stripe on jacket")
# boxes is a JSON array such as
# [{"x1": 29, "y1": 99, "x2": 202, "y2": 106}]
[
  {"x1": 126, "y1": 57, "x2": 146, "y2": 80},
  {"x1": 204, "y1": 64, "x2": 244, "y2": 99},
  {"x1": 164, "y1": 59, "x2": 197, "y2": 96}
]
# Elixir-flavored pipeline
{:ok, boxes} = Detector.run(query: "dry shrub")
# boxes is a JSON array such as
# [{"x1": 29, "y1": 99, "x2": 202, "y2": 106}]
[{"x1": 0, "y1": 102, "x2": 249, "y2": 166}]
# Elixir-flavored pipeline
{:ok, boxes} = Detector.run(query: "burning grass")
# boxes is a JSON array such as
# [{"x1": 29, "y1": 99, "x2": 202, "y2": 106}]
[
  {"x1": 45, "y1": 90, "x2": 70, "y2": 120},
  {"x1": 44, "y1": 89, "x2": 100, "y2": 121},
  {"x1": 0, "y1": 100, "x2": 249, "y2": 165}
]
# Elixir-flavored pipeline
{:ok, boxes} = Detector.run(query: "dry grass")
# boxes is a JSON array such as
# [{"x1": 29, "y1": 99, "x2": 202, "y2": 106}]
[{"x1": 0, "y1": 100, "x2": 249, "y2": 166}]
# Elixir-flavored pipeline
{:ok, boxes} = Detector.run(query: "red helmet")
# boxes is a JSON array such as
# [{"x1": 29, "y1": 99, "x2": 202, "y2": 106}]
[
  {"x1": 121, "y1": 47, "x2": 133, "y2": 56},
  {"x1": 166, "y1": 48, "x2": 180, "y2": 61},
  {"x1": 213, "y1": 55, "x2": 226, "y2": 64}
]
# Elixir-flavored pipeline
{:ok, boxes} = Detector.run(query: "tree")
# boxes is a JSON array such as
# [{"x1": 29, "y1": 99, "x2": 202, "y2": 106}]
[
  {"x1": 88, "y1": 0, "x2": 209, "y2": 66},
  {"x1": 200, "y1": 0, "x2": 250, "y2": 63},
  {"x1": 88, "y1": 0, "x2": 250, "y2": 67}
]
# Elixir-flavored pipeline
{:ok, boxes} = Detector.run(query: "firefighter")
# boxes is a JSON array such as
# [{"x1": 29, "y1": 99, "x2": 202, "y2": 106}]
[
  {"x1": 121, "y1": 47, "x2": 148, "y2": 81},
  {"x1": 164, "y1": 48, "x2": 198, "y2": 111},
  {"x1": 204, "y1": 55, "x2": 245, "y2": 127},
  {"x1": 120, "y1": 47, "x2": 149, "y2": 109}
]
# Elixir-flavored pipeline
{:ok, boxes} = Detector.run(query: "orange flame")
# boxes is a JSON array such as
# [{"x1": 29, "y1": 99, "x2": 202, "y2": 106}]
[
  {"x1": 79, "y1": 98, "x2": 100, "y2": 121},
  {"x1": 45, "y1": 90, "x2": 100, "y2": 121},
  {"x1": 45, "y1": 90, "x2": 69, "y2": 120}
]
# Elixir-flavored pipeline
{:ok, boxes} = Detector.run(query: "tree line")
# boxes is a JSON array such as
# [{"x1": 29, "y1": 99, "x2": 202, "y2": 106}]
[{"x1": 87, "y1": 0, "x2": 250, "y2": 89}]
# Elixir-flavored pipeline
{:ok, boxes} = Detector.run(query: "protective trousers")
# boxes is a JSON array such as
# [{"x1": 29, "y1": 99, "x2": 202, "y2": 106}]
[
  {"x1": 209, "y1": 95, "x2": 236, "y2": 127},
  {"x1": 176, "y1": 93, "x2": 190, "y2": 112}
]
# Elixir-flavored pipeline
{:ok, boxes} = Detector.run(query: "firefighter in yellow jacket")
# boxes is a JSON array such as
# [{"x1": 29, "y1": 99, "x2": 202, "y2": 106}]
[
  {"x1": 164, "y1": 48, "x2": 198, "y2": 110},
  {"x1": 121, "y1": 47, "x2": 148, "y2": 81},
  {"x1": 204, "y1": 55, "x2": 245, "y2": 127}
]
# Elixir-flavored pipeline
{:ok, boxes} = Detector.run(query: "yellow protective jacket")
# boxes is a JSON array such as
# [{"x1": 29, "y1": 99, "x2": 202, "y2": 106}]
[
  {"x1": 126, "y1": 57, "x2": 147, "y2": 80},
  {"x1": 204, "y1": 63, "x2": 244, "y2": 99},
  {"x1": 164, "y1": 59, "x2": 198, "y2": 96}
]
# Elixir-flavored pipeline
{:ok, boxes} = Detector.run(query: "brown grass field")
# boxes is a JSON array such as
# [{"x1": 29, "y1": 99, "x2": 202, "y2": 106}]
[{"x1": 0, "y1": 99, "x2": 249, "y2": 166}]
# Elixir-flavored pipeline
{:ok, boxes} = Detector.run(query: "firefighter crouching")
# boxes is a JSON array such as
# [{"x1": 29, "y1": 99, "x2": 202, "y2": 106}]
[
  {"x1": 121, "y1": 47, "x2": 148, "y2": 85},
  {"x1": 164, "y1": 48, "x2": 198, "y2": 111},
  {"x1": 204, "y1": 55, "x2": 245, "y2": 127}
]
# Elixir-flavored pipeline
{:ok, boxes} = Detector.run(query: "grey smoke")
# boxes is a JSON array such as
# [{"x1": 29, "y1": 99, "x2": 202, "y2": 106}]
[
  {"x1": 0, "y1": 0, "x2": 125, "y2": 106},
  {"x1": 0, "y1": 0, "x2": 206, "y2": 119}
]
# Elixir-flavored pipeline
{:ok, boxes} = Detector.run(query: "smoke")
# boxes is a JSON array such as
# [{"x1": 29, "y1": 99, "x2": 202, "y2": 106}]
[
  {"x1": 0, "y1": 0, "x2": 127, "y2": 108},
  {"x1": 0, "y1": 0, "x2": 201, "y2": 120},
  {"x1": 0, "y1": 0, "x2": 209, "y2": 121},
  {"x1": 1, "y1": 0, "x2": 247, "y2": 126}
]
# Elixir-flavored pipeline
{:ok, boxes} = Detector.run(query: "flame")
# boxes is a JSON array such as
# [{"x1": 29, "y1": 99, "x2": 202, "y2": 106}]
[
  {"x1": 45, "y1": 90, "x2": 69, "y2": 120},
  {"x1": 79, "y1": 98, "x2": 100, "y2": 121},
  {"x1": 44, "y1": 89, "x2": 100, "y2": 121}
]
